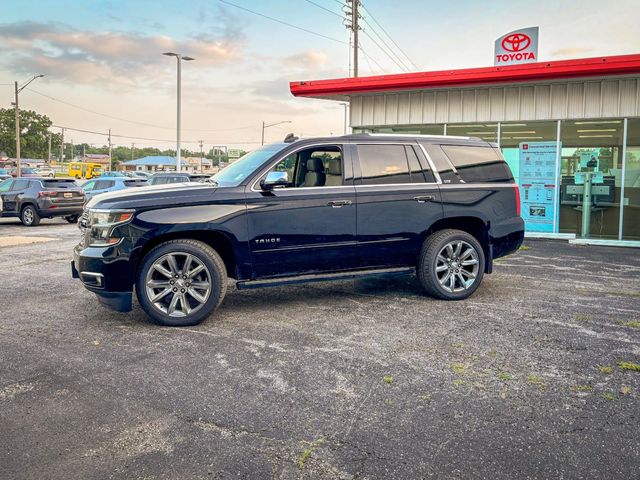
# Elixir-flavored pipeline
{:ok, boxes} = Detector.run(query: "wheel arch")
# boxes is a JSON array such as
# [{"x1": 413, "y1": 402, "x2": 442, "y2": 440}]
[
  {"x1": 423, "y1": 216, "x2": 491, "y2": 272},
  {"x1": 134, "y1": 229, "x2": 239, "y2": 280}
]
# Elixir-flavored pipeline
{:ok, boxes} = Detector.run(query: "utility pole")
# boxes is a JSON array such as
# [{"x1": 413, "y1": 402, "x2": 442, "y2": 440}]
[
  {"x1": 71, "y1": 139, "x2": 74, "y2": 162},
  {"x1": 108, "y1": 129, "x2": 112, "y2": 171},
  {"x1": 352, "y1": 0, "x2": 359, "y2": 77},
  {"x1": 199, "y1": 140, "x2": 204, "y2": 173},
  {"x1": 82, "y1": 144, "x2": 86, "y2": 160},
  {"x1": 60, "y1": 127, "x2": 64, "y2": 164},
  {"x1": 344, "y1": 1, "x2": 360, "y2": 77},
  {"x1": 47, "y1": 133, "x2": 52, "y2": 163},
  {"x1": 131, "y1": 142, "x2": 135, "y2": 161},
  {"x1": 14, "y1": 82, "x2": 20, "y2": 174},
  {"x1": 13, "y1": 75, "x2": 44, "y2": 176}
]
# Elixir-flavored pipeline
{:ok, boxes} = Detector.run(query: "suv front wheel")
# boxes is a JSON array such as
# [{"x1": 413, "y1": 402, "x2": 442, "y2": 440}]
[
  {"x1": 135, "y1": 239, "x2": 227, "y2": 326},
  {"x1": 417, "y1": 229, "x2": 485, "y2": 300}
]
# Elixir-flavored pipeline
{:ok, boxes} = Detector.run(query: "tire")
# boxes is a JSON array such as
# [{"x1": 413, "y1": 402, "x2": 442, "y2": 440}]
[
  {"x1": 417, "y1": 229, "x2": 485, "y2": 300},
  {"x1": 135, "y1": 239, "x2": 227, "y2": 326},
  {"x1": 65, "y1": 214, "x2": 79, "y2": 223},
  {"x1": 21, "y1": 205, "x2": 41, "y2": 227}
]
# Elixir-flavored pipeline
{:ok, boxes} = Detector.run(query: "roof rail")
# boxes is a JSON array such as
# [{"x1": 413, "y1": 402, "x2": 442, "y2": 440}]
[{"x1": 364, "y1": 133, "x2": 472, "y2": 140}]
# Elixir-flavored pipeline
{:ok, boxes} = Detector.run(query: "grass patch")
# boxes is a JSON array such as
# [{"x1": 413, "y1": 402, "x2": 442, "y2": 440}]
[
  {"x1": 570, "y1": 384, "x2": 593, "y2": 393},
  {"x1": 527, "y1": 374, "x2": 546, "y2": 388},
  {"x1": 453, "y1": 379, "x2": 466, "y2": 387},
  {"x1": 597, "y1": 365, "x2": 613, "y2": 375},
  {"x1": 297, "y1": 438, "x2": 324, "y2": 469},
  {"x1": 497, "y1": 372, "x2": 513, "y2": 382},
  {"x1": 383, "y1": 375, "x2": 394, "y2": 384},
  {"x1": 518, "y1": 245, "x2": 531, "y2": 251},
  {"x1": 601, "y1": 392, "x2": 616, "y2": 401},
  {"x1": 618, "y1": 361, "x2": 640, "y2": 372},
  {"x1": 620, "y1": 385, "x2": 632, "y2": 395},
  {"x1": 450, "y1": 363, "x2": 468, "y2": 375},
  {"x1": 418, "y1": 394, "x2": 432, "y2": 402},
  {"x1": 618, "y1": 321, "x2": 640, "y2": 328},
  {"x1": 574, "y1": 314, "x2": 591, "y2": 322}
]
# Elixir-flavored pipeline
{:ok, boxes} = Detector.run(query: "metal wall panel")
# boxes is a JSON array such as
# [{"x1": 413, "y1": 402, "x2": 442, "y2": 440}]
[{"x1": 349, "y1": 76, "x2": 640, "y2": 127}]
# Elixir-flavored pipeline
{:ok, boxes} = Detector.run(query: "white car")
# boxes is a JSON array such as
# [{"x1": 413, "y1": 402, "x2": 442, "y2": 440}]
[{"x1": 36, "y1": 166, "x2": 55, "y2": 177}]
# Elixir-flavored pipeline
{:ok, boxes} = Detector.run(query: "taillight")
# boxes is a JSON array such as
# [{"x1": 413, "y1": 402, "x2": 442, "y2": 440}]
[
  {"x1": 38, "y1": 191, "x2": 57, "y2": 197},
  {"x1": 514, "y1": 185, "x2": 521, "y2": 216}
]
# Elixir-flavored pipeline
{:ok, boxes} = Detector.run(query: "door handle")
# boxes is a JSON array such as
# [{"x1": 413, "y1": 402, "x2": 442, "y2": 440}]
[
  {"x1": 413, "y1": 195, "x2": 435, "y2": 203},
  {"x1": 327, "y1": 200, "x2": 352, "y2": 208}
]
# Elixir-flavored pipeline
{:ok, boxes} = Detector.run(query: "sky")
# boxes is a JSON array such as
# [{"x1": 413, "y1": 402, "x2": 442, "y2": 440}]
[{"x1": 1, "y1": 0, "x2": 640, "y2": 152}]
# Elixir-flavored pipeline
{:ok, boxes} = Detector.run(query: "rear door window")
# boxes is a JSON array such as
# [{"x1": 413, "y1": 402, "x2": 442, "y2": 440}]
[
  {"x1": 357, "y1": 144, "x2": 411, "y2": 185},
  {"x1": 11, "y1": 179, "x2": 30, "y2": 190},
  {"x1": 440, "y1": 145, "x2": 514, "y2": 183}
]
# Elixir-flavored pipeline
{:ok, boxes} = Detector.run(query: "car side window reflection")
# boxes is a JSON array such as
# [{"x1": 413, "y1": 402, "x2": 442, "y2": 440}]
[{"x1": 269, "y1": 146, "x2": 343, "y2": 188}]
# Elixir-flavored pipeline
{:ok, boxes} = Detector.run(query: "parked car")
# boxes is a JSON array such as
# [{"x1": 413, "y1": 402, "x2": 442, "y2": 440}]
[
  {"x1": 0, "y1": 168, "x2": 11, "y2": 181},
  {"x1": 16, "y1": 167, "x2": 41, "y2": 178},
  {"x1": 72, "y1": 134, "x2": 524, "y2": 326},
  {"x1": 0, "y1": 177, "x2": 84, "y2": 225},
  {"x1": 147, "y1": 172, "x2": 211, "y2": 185},
  {"x1": 36, "y1": 166, "x2": 55, "y2": 177},
  {"x1": 82, "y1": 177, "x2": 148, "y2": 202},
  {"x1": 99, "y1": 171, "x2": 128, "y2": 178},
  {"x1": 125, "y1": 171, "x2": 150, "y2": 178}
]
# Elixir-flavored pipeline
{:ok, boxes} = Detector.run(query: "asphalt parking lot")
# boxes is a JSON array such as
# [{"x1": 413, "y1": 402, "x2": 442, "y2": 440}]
[{"x1": 1, "y1": 218, "x2": 639, "y2": 479}]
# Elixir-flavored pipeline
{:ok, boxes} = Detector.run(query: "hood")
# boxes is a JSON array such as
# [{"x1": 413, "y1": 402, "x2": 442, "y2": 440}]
[{"x1": 86, "y1": 182, "x2": 217, "y2": 210}]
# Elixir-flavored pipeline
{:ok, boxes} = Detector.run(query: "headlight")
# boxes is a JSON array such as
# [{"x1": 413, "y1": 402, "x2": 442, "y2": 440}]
[{"x1": 83, "y1": 209, "x2": 134, "y2": 247}]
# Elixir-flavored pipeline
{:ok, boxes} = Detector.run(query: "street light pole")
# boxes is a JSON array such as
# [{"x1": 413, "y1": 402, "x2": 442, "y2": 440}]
[
  {"x1": 163, "y1": 52, "x2": 195, "y2": 173},
  {"x1": 261, "y1": 120, "x2": 292, "y2": 145},
  {"x1": 14, "y1": 74, "x2": 44, "y2": 176}
]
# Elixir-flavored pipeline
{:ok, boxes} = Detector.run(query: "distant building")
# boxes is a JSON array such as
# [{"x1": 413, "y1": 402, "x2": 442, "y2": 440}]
[
  {"x1": 184, "y1": 156, "x2": 213, "y2": 172},
  {"x1": 81, "y1": 154, "x2": 111, "y2": 167},
  {"x1": 121, "y1": 155, "x2": 188, "y2": 172}
]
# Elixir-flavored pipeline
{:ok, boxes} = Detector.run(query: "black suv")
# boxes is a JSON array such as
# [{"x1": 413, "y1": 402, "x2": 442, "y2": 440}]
[
  {"x1": 0, "y1": 177, "x2": 84, "y2": 226},
  {"x1": 72, "y1": 134, "x2": 524, "y2": 326}
]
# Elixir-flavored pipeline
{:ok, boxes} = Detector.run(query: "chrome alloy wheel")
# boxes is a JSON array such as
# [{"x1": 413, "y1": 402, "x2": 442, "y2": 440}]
[
  {"x1": 145, "y1": 252, "x2": 212, "y2": 317},
  {"x1": 435, "y1": 240, "x2": 480, "y2": 293},
  {"x1": 23, "y1": 208, "x2": 34, "y2": 225}
]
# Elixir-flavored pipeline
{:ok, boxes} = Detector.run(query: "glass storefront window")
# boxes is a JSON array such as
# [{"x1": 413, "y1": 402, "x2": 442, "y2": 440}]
[
  {"x1": 354, "y1": 125, "x2": 445, "y2": 135},
  {"x1": 559, "y1": 120, "x2": 625, "y2": 239},
  {"x1": 499, "y1": 121, "x2": 558, "y2": 187},
  {"x1": 446, "y1": 123, "x2": 498, "y2": 142},
  {"x1": 622, "y1": 119, "x2": 640, "y2": 241}
]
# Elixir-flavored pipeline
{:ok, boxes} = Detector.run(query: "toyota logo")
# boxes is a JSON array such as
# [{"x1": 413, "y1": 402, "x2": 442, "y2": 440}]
[{"x1": 502, "y1": 33, "x2": 531, "y2": 52}]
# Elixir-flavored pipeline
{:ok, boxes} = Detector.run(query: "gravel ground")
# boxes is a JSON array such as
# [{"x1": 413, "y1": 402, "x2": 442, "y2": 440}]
[{"x1": 1, "y1": 218, "x2": 639, "y2": 479}]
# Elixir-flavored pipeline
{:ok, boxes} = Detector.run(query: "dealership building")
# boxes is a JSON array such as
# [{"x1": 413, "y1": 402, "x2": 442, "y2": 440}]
[{"x1": 290, "y1": 52, "x2": 640, "y2": 246}]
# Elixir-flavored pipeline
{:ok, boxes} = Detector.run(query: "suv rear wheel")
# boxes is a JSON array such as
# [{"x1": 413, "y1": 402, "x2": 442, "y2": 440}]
[
  {"x1": 21, "y1": 205, "x2": 40, "y2": 227},
  {"x1": 417, "y1": 229, "x2": 485, "y2": 300},
  {"x1": 135, "y1": 239, "x2": 227, "y2": 326}
]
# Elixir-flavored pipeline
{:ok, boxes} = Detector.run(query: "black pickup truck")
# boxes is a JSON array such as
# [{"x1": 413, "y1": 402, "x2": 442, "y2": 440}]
[{"x1": 72, "y1": 134, "x2": 524, "y2": 326}]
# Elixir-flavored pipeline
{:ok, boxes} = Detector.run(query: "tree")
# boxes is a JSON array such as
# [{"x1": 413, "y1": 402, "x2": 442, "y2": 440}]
[{"x1": 0, "y1": 108, "x2": 60, "y2": 160}]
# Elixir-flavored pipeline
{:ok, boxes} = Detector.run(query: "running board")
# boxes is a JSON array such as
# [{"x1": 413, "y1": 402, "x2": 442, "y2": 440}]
[{"x1": 236, "y1": 267, "x2": 415, "y2": 290}]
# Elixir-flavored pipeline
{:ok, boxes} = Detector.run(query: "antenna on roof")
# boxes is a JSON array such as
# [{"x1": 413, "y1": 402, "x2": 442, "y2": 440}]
[{"x1": 283, "y1": 133, "x2": 299, "y2": 143}]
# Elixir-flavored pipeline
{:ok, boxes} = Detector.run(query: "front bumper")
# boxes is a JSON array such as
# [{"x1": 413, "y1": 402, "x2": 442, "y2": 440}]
[{"x1": 72, "y1": 244, "x2": 135, "y2": 312}]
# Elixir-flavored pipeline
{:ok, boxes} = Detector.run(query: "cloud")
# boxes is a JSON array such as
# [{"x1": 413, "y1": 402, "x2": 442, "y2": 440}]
[
  {"x1": 283, "y1": 50, "x2": 329, "y2": 69},
  {"x1": 0, "y1": 16, "x2": 245, "y2": 87}
]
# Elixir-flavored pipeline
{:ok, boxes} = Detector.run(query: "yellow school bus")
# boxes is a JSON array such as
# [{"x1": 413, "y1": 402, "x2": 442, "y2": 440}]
[{"x1": 68, "y1": 162, "x2": 104, "y2": 179}]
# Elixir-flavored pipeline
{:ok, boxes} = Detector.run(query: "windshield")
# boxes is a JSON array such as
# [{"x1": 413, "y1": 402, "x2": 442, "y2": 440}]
[{"x1": 211, "y1": 144, "x2": 287, "y2": 187}]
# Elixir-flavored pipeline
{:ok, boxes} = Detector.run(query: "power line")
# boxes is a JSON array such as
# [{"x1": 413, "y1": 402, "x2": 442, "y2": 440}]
[
  {"x1": 51, "y1": 124, "x2": 264, "y2": 145},
  {"x1": 361, "y1": 29, "x2": 409, "y2": 72},
  {"x1": 359, "y1": 2, "x2": 419, "y2": 70},
  {"x1": 359, "y1": 46, "x2": 385, "y2": 73},
  {"x1": 25, "y1": 88, "x2": 257, "y2": 133},
  {"x1": 219, "y1": 0, "x2": 347, "y2": 45},
  {"x1": 360, "y1": 16, "x2": 411, "y2": 71},
  {"x1": 302, "y1": 0, "x2": 342, "y2": 18}
]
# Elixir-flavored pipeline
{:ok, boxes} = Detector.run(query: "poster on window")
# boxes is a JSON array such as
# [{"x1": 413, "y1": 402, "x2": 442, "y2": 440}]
[{"x1": 518, "y1": 142, "x2": 559, "y2": 232}]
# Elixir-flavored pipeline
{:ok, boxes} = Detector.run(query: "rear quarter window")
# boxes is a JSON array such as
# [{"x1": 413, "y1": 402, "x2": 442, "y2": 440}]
[
  {"x1": 440, "y1": 145, "x2": 514, "y2": 183},
  {"x1": 41, "y1": 179, "x2": 78, "y2": 189}
]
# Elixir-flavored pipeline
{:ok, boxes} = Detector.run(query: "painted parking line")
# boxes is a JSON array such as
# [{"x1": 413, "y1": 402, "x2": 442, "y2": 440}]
[{"x1": 0, "y1": 236, "x2": 57, "y2": 248}]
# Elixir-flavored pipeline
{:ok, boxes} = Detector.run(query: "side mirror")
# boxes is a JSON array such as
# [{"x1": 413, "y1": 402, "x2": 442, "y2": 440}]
[{"x1": 261, "y1": 171, "x2": 289, "y2": 190}]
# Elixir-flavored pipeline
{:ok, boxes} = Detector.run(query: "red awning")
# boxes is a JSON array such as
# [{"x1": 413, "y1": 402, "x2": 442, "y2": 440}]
[{"x1": 290, "y1": 54, "x2": 640, "y2": 98}]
